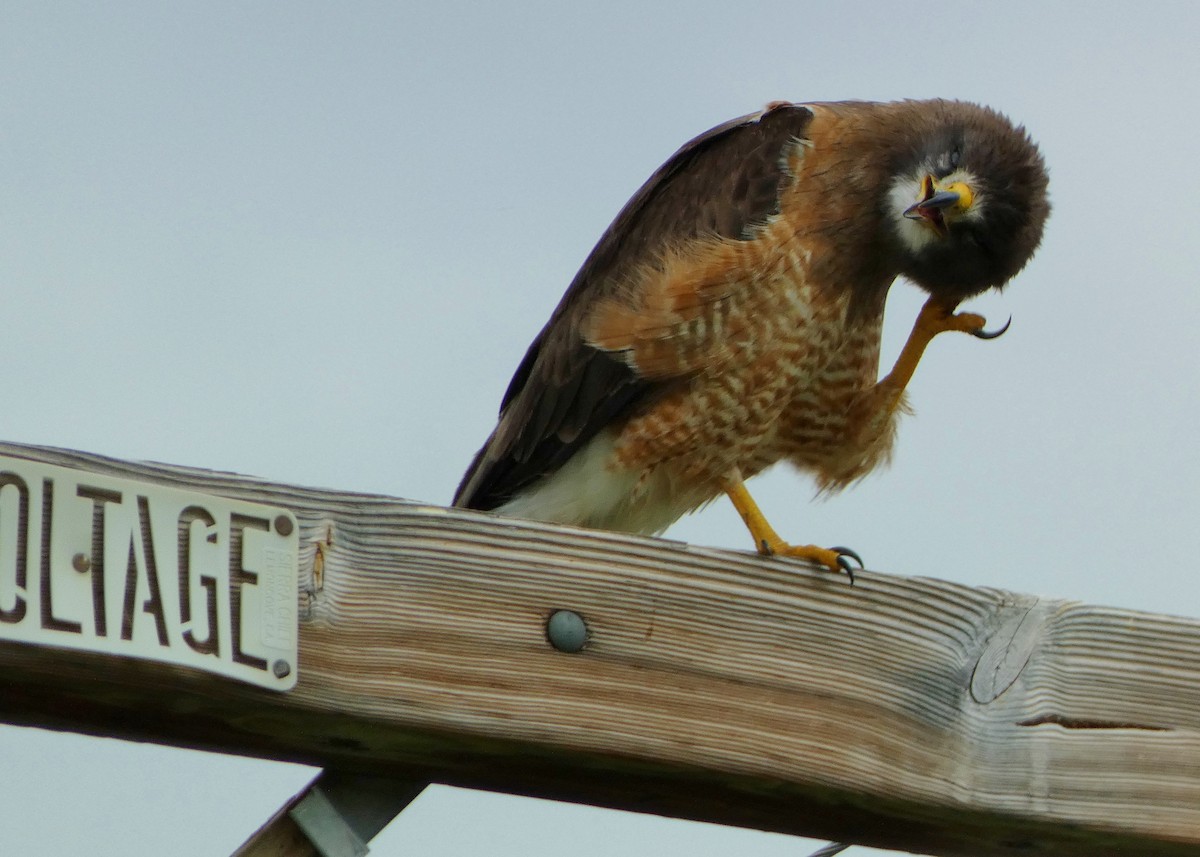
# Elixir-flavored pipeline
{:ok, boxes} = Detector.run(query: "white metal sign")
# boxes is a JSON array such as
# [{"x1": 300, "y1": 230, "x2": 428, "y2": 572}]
[{"x1": 0, "y1": 455, "x2": 299, "y2": 690}]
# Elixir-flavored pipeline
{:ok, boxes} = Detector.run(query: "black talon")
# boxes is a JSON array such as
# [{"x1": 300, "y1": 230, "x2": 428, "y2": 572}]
[
  {"x1": 830, "y1": 546, "x2": 862, "y2": 585},
  {"x1": 972, "y1": 314, "x2": 1012, "y2": 340}
]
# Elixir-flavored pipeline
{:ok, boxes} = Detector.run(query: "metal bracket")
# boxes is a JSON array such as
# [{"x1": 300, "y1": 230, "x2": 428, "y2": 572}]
[
  {"x1": 234, "y1": 770, "x2": 427, "y2": 857},
  {"x1": 289, "y1": 786, "x2": 370, "y2": 857}
]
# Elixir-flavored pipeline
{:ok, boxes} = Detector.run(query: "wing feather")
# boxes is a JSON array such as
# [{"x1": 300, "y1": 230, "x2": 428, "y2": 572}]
[{"x1": 454, "y1": 103, "x2": 814, "y2": 510}]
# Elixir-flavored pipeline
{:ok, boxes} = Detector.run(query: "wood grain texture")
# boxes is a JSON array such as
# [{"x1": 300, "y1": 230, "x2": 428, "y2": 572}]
[{"x1": 0, "y1": 441, "x2": 1195, "y2": 856}]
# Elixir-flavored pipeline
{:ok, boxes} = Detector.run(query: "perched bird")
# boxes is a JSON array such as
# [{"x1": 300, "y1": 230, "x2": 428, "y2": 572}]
[{"x1": 454, "y1": 99, "x2": 1049, "y2": 576}]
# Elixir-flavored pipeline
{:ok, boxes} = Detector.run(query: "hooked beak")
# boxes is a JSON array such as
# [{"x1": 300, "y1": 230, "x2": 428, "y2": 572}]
[{"x1": 904, "y1": 175, "x2": 973, "y2": 237}]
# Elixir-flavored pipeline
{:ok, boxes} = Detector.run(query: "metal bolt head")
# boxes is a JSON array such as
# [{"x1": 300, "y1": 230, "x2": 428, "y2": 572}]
[
  {"x1": 274, "y1": 515, "x2": 294, "y2": 536},
  {"x1": 72, "y1": 553, "x2": 91, "y2": 573},
  {"x1": 273, "y1": 659, "x2": 292, "y2": 679},
  {"x1": 546, "y1": 610, "x2": 588, "y2": 653}
]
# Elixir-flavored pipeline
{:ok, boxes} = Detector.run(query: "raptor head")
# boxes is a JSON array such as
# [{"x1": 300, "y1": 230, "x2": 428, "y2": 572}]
[{"x1": 888, "y1": 101, "x2": 1050, "y2": 303}]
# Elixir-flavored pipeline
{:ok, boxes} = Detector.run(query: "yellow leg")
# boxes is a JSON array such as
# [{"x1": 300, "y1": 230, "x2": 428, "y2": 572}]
[
  {"x1": 877, "y1": 296, "x2": 1005, "y2": 404},
  {"x1": 718, "y1": 298, "x2": 1004, "y2": 582},
  {"x1": 720, "y1": 471, "x2": 858, "y2": 580}
]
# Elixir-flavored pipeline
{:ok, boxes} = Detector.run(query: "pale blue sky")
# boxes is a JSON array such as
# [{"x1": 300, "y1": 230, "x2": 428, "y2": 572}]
[{"x1": 2, "y1": 3, "x2": 1198, "y2": 855}]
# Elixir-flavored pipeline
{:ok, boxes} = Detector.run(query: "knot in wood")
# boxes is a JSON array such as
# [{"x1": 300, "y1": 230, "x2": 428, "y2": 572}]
[{"x1": 970, "y1": 598, "x2": 1049, "y2": 704}]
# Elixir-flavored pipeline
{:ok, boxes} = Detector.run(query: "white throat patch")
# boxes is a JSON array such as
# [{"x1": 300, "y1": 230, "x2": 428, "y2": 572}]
[{"x1": 887, "y1": 169, "x2": 984, "y2": 255}]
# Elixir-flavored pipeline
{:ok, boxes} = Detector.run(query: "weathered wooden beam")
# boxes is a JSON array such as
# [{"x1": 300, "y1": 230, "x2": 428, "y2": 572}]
[{"x1": 0, "y1": 440, "x2": 1196, "y2": 857}]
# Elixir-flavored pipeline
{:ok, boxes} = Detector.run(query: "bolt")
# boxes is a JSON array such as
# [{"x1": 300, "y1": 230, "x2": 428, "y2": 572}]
[
  {"x1": 72, "y1": 553, "x2": 91, "y2": 573},
  {"x1": 273, "y1": 659, "x2": 292, "y2": 679},
  {"x1": 274, "y1": 515, "x2": 294, "y2": 536},
  {"x1": 546, "y1": 609, "x2": 588, "y2": 653}
]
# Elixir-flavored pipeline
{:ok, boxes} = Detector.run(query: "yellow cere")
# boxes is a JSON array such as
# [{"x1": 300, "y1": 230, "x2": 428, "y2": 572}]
[{"x1": 945, "y1": 181, "x2": 974, "y2": 211}]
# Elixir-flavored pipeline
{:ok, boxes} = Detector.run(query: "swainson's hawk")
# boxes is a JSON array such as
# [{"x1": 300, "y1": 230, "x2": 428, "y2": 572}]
[{"x1": 455, "y1": 99, "x2": 1050, "y2": 577}]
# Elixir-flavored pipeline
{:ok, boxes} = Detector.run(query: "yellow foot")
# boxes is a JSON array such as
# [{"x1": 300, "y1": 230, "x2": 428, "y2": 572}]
[
  {"x1": 759, "y1": 537, "x2": 863, "y2": 583},
  {"x1": 879, "y1": 297, "x2": 1011, "y2": 398},
  {"x1": 720, "y1": 472, "x2": 860, "y2": 583},
  {"x1": 912, "y1": 297, "x2": 1011, "y2": 343}
]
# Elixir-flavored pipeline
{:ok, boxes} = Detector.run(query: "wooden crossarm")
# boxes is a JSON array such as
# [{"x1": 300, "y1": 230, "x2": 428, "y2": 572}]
[{"x1": 0, "y1": 441, "x2": 1196, "y2": 857}]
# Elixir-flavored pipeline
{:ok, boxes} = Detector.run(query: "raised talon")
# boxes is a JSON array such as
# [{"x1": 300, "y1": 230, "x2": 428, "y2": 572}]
[{"x1": 971, "y1": 314, "x2": 1012, "y2": 340}]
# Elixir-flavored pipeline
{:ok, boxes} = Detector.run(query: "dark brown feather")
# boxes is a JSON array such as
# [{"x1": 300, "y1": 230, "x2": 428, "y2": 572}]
[{"x1": 453, "y1": 103, "x2": 815, "y2": 510}]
